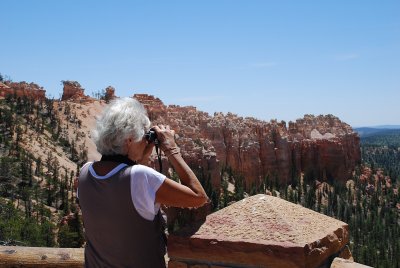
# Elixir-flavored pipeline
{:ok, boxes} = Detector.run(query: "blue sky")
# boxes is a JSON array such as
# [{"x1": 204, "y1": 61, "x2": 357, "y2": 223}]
[{"x1": 1, "y1": 1, "x2": 399, "y2": 127}]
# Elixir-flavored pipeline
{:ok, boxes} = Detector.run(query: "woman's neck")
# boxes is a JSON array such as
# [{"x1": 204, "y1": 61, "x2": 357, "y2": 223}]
[{"x1": 100, "y1": 154, "x2": 136, "y2": 166}]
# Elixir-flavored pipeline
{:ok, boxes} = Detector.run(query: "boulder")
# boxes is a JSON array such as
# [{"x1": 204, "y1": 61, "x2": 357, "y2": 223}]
[{"x1": 169, "y1": 194, "x2": 350, "y2": 268}]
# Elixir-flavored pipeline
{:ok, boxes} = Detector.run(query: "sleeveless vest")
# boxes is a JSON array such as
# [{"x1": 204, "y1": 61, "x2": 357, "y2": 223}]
[{"x1": 79, "y1": 163, "x2": 166, "y2": 268}]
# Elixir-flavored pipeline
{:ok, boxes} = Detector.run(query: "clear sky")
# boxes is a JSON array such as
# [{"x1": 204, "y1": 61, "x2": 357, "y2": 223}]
[{"x1": 1, "y1": 1, "x2": 399, "y2": 127}]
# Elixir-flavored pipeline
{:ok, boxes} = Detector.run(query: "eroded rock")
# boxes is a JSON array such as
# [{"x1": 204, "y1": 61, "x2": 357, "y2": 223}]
[{"x1": 0, "y1": 81, "x2": 46, "y2": 100}]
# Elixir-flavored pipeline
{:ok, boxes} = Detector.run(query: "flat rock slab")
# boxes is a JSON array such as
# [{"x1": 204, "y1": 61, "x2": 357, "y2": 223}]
[
  {"x1": 331, "y1": 258, "x2": 372, "y2": 268},
  {"x1": 169, "y1": 194, "x2": 349, "y2": 268}
]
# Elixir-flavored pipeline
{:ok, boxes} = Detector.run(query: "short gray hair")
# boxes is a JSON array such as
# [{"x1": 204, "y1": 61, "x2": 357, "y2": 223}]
[{"x1": 93, "y1": 97, "x2": 150, "y2": 155}]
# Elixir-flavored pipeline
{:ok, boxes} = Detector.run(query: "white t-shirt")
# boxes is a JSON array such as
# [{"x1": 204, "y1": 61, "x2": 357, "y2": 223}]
[
  {"x1": 79, "y1": 163, "x2": 166, "y2": 221},
  {"x1": 129, "y1": 165, "x2": 166, "y2": 220}
]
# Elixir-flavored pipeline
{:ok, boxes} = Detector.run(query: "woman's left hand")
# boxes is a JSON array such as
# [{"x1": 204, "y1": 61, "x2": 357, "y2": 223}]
[{"x1": 137, "y1": 142, "x2": 155, "y2": 165}]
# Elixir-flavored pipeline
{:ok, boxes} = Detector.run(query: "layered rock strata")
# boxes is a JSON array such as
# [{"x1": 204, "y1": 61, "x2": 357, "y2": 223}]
[{"x1": 169, "y1": 194, "x2": 350, "y2": 268}]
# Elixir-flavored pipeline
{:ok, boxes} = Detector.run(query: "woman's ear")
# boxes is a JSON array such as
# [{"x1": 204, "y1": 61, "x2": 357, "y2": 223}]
[
  {"x1": 125, "y1": 138, "x2": 132, "y2": 148},
  {"x1": 125, "y1": 138, "x2": 132, "y2": 155}
]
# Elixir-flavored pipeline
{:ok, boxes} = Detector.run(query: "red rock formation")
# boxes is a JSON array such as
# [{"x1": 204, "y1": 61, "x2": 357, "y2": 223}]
[
  {"x1": 61, "y1": 80, "x2": 92, "y2": 102},
  {"x1": 0, "y1": 82, "x2": 10, "y2": 91},
  {"x1": 135, "y1": 95, "x2": 361, "y2": 189},
  {"x1": 0, "y1": 81, "x2": 46, "y2": 100},
  {"x1": 133, "y1": 94, "x2": 167, "y2": 122}
]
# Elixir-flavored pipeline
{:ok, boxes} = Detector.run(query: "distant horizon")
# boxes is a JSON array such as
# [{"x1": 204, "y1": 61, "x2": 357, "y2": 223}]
[
  {"x1": 1, "y1": 1, "x2": 399, "y2": 127},
  {"x1": 353, "y1": 125, "x2": 400, "y2": 129}
]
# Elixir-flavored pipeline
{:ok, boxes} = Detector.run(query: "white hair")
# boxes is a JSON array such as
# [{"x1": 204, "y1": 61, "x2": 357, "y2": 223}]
[{"x1": 93, "y1": 97, "x2": 150, "y2": 155}]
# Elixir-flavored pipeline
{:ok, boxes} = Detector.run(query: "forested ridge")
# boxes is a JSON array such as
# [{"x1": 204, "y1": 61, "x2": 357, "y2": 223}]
[
  {"x1": 361, "y1": 130, "x2": 400, "y2": 182},
  {"x1": 0, "y1": 95, "x2": 399, "y2": 267},
  {"x1": 0, "y1": 95, "x2": 85, "y2": 248}
]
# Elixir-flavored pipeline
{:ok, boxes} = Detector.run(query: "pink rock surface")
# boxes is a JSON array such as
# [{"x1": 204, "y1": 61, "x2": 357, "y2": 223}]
[{"x1": 169, "y1": 195, "x2": 349, "y2": 268}]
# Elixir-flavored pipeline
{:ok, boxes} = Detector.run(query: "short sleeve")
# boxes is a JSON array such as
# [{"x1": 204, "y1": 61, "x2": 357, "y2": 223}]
[{"x1": 130, "y1": 165, "x2": 166, "y2": 221}]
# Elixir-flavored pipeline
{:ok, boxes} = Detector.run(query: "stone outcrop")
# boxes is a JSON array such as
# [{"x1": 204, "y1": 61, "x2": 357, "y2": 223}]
[
  {"x1": 0, "y1": 81, "x2": 46, "y2": 100},
  {"x1": 136, "y1": 94, "x2": 361, "y2": 189},
  {"x1": 61, "y1": 80, "x2": 92, "y2": 102},
  {"x1": 169, "y1": 194, "x2": 351, "y2": 268}
]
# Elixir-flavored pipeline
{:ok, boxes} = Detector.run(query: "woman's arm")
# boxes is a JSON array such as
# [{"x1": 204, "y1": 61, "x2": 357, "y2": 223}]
[{"x1": 153, "y1": 125, "x2": 208, "y2": 208}]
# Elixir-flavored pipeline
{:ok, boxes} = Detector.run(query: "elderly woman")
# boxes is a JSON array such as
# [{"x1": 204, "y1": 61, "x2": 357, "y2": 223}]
[{"x1": 78, "y1": 97, "x2": 208, "y2": 268}]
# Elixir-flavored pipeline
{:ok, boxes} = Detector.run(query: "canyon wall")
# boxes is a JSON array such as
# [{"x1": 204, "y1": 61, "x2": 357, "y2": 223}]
[{"x1": 136, "y1": 94, "x2": 361, "y2": 189}]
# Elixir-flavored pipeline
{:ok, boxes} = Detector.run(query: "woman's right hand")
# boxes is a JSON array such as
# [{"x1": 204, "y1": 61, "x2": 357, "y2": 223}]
[{"x1": 152, "y1": 125, "x2": 177, "y2": 152}]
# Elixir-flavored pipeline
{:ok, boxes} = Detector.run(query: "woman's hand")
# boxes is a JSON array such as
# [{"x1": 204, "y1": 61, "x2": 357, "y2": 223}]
[
  {"x1": 152, "y1": 125, "x2": 177, "y2": 152},
  {"x1": 136, "y1": 141, "x2": 155, "y2": 165}
]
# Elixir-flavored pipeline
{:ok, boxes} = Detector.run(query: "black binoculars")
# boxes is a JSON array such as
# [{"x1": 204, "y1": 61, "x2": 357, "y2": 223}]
[{"x1": 144, "y1": 129, "x2": 158, "y2": 144}]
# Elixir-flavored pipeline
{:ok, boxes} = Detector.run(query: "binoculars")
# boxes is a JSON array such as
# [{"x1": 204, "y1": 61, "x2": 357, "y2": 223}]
[{"x1": 144, "y1": 129, "x2": 158, "y2": 144}]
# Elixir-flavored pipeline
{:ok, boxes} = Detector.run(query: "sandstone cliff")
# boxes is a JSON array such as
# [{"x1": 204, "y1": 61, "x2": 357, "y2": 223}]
[{"x1": 136, "y1": 94, "x2": 361, "y2": 189}]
